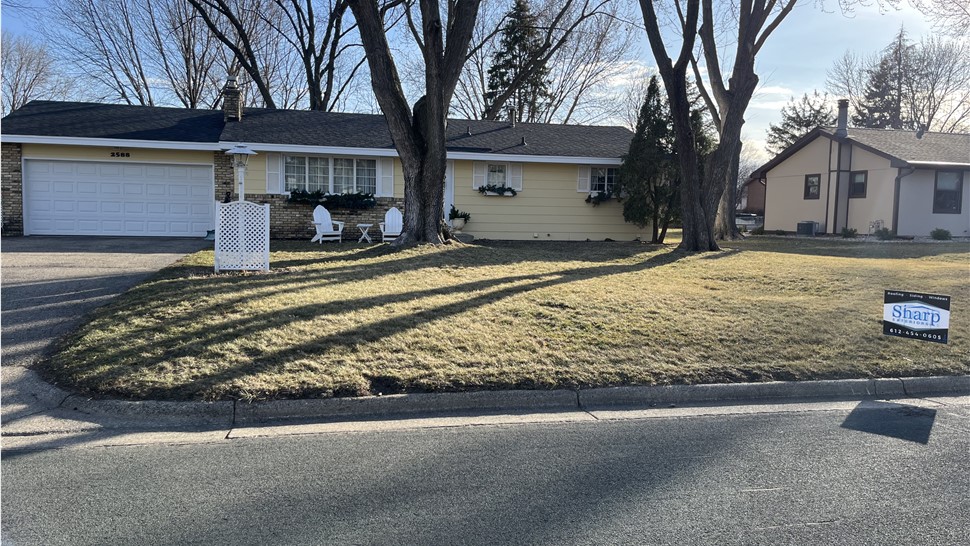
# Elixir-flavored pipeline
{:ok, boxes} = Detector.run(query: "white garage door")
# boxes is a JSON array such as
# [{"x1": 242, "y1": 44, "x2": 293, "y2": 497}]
[{"x1": 24, "y1": 160, "x2": 214, "y2": 237}]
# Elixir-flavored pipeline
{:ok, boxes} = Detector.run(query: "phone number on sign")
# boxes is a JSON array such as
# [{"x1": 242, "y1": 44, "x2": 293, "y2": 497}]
[{"x1": 887, "y1": 328, "x2": 945, "y2": 341}]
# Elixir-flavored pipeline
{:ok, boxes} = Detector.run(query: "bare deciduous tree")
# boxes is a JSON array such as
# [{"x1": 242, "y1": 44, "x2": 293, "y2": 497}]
[
  {"x1": 349, "y1": 0, "x2": 481, "y2": 246},
  {"x1": 452, "y1": 0, "x2": 634, "y2": 124},
  {"x1": 475, "y1": 0, "x2": 614, "y2": 121},
  {"x1": 911, "y1": 0, "x2": 970, "y2": 37},
  {"x1": 1, "y1": 31, "x2": 72, "y2": 115},
  {"x1": 186, "y1": 0, "x2": 371, "y2": 110},
  {"x1": 536, "y1": 4, "x2": 636, "y2": 124},
  {"x1": 827, "y1": 36, "x2": 970, "y2": 133},
  {"x1": 142, "y1": 0, "x2": 223, "y2": 108},
  {"x1": 639, "y1": 0, "x2": 797, "y2": 251},
  {"x1": 48, "y1": 0, "x2": 157, "y2": 105},
  {"x1": 45, "y1": 0, "x2": 229, "y2": 108}
]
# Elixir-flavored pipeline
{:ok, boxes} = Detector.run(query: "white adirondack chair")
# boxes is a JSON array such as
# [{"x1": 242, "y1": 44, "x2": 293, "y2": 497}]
[
  {"x1": 310, "y1": 205, "x2": 344, "y2": 243},
  {"x1": 380, "y1": 207, "x2": 403, "y2": 242}
]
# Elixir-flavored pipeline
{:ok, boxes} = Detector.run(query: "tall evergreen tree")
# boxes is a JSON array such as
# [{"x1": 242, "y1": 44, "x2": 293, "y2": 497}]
[
  {"x1": 853, "y1": 28, "x2": 916, "y2": 130},
  {"x1": 766, "y1": 92, "x2": 836, "y2": 155},
  {"x1": 484, "y1": 0, "x2": 550, "y2": 123},
  {"x1": 617, "y1": 76, "x2": 714, "y2": 244},
  {"x1": 617, "y1": 76, "x2": 675, "y2": 243}
]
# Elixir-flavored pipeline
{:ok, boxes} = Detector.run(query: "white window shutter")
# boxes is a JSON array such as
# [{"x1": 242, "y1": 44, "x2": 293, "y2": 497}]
[
  {"x1": 473, "y1": 161, "x2": 487, "y2": 189},
  {"x1": 509, "y1": 163, "x2": 523, "y2": 191},
  {"x1": 379, "y1": 158, "x2": 394, "y2": 197},
  {"x1": 577, "y1": 165, "x2": 591, "y2": 192},
  {"x1": 266, "y1": 153, "x2": 282, "y2": 194}
]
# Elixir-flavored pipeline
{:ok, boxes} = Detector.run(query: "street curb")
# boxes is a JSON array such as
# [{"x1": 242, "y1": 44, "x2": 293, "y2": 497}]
[
  {"x1": 60, "y1": 395, "x2": 234, "y2": 427},
  {"x1": 900, "y1": 375, "x2": 970, "y2": 395},
  {"x1": 13, "y1": 375, "x2": 967, "y2": 429},
  {"x1": 577, "y1": 378, "x2": 914, "y2": 409},
  {"x1": 234, "y1": 389, "x2": 578, "y2": 424}
]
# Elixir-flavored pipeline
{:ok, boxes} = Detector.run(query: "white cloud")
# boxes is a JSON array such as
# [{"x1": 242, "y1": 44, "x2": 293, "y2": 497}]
[
  {"x1": 755, "y1": 85, "x2": 794, "y2": 96},
  {"x1": 602, "y1": 60, "x2": 657, "y2": 88},
  {"x1": 748, "y1": 99, "x2": 791, "y2": 110}
]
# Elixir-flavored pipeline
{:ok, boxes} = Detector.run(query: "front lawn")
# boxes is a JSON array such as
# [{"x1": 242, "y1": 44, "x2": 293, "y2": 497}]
[{"x1": 45, "y1": 236, "x2": 969, "y2": 401}]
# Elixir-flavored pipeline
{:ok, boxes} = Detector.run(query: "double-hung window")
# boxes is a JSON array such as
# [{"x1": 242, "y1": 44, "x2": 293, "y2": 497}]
[
  {"x1": 487, "y1": 163, "x2": 508, "y2": 187},
  {"x1": 804, "y1": 174, "x2": 821, "y2": 200},
  {"x1": 356, "y1": 159, "x2": 377, "y2": 194},
  {"x1": 591, "y1": 167, "x2": 617, "y2": 194},
  {"x1": 283, "y1": 155, "x2": 377, "y2": 194},
  {"x1": 849, "y1": 171, "x2": 867, "y2": 198},
  {"x1": 934, "y1": 171, "x2": 963, "y2": 214}
]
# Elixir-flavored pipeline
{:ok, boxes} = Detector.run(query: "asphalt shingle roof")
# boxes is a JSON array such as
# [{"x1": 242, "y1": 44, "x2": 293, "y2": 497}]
[
  {"x1": 0, "y1": 101, "x2": 225, "y2": 143},
  {"x1": 2, "y1": 101, "x2": 633, "y2": 159},
  {"x1": 826, "y1": 126, "x2": 970, "y2": 165}
]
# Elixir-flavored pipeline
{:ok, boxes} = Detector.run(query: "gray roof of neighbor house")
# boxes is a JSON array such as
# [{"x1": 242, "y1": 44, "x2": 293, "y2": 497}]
[
  {"x1": 826, "y1": 126, "x2": 970, "y2": 166},
  {"x1": 752, "y1": 125, "x2": 970, "y2": 178},
  {"x1": 0, "y1": 100, "x2": 226, "y2": 143},
  {"x1": 2, "y1": 100, "x2": 634, "y2": 159}
]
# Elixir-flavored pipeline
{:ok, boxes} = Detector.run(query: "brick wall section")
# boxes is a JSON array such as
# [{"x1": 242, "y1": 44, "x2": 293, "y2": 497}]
[
  {"x1": 214, "y1": 155, "x2": 405, "y2": 238},
  {"x1": 1, "y1": 143, "x2": 24, "y2": 236},
  {"x1": 213, "y1": 151, "x2": 235, "y2": 203},
  {"x1": 244, "y1": 194, "x2": 406, "y2": 240}
]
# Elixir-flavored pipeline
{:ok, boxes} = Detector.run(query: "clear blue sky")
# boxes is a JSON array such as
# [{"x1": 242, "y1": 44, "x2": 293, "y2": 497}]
[{"x1": 1, "y1": 0, "x2": 937, "y2": 154}]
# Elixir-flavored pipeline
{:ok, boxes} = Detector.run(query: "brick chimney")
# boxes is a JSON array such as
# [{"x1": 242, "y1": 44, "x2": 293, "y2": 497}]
[
  {"x1": 222, "y1": 76, "x2": 242, "y2": 122},
  {"x1": 835, "y1": 99, "x2": 848, "y2": 138}
]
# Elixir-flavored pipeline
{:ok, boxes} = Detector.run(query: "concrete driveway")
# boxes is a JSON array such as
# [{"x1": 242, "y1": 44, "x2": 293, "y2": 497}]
[{"x1": 1, "y1": 236, "x2": 208, "y2": 424}]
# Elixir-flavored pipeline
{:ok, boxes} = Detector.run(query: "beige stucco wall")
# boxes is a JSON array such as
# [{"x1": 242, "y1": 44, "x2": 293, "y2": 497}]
[
  {"x1": 764, "y1": 137, "x2": 832, "y2": 232},
  {"x1": 451, "y1": 160, "x2": 645, "y2": 241},
  {"x1": 842, "y1": 146, "x2": 896, "y2": 234},
  {"x1": 897, "y1": 169, "x2": 970, "y2": 237},
  {"x1": 20, "y1": 144, "x2": 214, "y2": 166}
]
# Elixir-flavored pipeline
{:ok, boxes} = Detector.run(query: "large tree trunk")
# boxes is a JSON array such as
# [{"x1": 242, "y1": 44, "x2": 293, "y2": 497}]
[
  {"x1": 669, "y1": 83, "x2": 718, "y2": 252},
  {"x1": 714, "y1": 138, "x2": 743, "y2": 240},
  {"x1": 349, "y1": 0, "x2": 480, "y2": 247}
]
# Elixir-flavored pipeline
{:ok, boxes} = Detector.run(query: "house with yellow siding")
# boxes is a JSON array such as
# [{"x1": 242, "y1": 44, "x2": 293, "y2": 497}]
[
  {"x1": 753, "y1": 100, "x2": 969, "y2": 238},
  {"x1": 1, "y1": 84, "x2": 641, "y2": 241}
]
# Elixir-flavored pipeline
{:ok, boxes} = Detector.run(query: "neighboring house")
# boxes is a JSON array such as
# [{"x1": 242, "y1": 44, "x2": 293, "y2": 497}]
[
  {"x1": 751, "y1": 99, "x2": 969, "y2": 238},
  {"x1": 738, "y1": 178, "x2": 765, "y2": 215},
  {"x1": 0, "y1": 81, "x2": 641, "y2": 241}
]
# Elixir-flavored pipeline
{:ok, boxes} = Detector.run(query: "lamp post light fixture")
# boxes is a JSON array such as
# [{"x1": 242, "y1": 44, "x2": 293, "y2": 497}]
[{"x1": 225, "y1": 144, "x2": 256, "y2": 202}]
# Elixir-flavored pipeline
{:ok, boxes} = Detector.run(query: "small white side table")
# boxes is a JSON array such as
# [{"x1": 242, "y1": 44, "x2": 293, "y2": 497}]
[{"x1": 357, "y1": 223, "x2": 373, "y2": 243}]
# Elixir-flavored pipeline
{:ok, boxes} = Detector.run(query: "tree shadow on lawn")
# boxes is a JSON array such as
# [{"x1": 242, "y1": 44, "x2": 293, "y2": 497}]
[
  {"x1": 131, "y1": 240, "x2": 677, "y2": 330},
  {"x1": 266, "y1": 239, "x2": 667, "y2": 269},
  {"x1": 53, "y1": 249, "x2": 687, "y2": 401}
]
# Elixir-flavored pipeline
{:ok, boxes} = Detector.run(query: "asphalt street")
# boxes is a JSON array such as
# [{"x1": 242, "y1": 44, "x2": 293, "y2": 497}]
[{"x1": 3, "y1": 399, "x2": 969, "y2": 546}]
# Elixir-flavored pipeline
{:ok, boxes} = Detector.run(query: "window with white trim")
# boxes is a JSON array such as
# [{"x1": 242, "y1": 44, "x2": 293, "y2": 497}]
[
  {"x1": 487, "y1": 163, "x2": 508, "y2": 187},
  {"x1": 283, "y1": 155, "x2": 377, "y2": 194},
  {"x1": 591, "y1": 167, "x2": 617, "y2": 194}
]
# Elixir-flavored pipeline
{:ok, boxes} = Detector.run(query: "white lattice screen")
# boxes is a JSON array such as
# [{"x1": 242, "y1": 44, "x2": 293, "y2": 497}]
[{"x1": 215, "y1": 201, "x2": 270, "y2": 272}]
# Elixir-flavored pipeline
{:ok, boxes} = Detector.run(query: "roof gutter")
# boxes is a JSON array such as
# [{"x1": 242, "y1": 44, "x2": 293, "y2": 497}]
[
  {"x1": 1, "y1": 134, "x2": 223, "y2": 151},
  {"x1": 1, "y1": 135, "x2": 624, "y2": 165},
  {"x1": 222, "y1": 141, "x2": 623, "y2": 165}
]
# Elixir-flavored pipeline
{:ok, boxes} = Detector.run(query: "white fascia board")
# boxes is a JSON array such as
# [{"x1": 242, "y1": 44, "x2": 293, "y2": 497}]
[
  {"x1": 2, "y1": 134, "x2": 223, "y2": 151},
  {"x1": 223, "y1": 141, "x2": 622, "y2": 165},
  {"x1": 445, "y1": 151, "x2": 622, "y2": 165},
  {"x1": 222, "y1": 141, "x2": 399, "y2": 157}
]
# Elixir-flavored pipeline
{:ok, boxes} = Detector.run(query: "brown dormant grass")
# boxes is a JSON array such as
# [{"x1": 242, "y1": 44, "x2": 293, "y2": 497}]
[{"x1": 45, "y1": 236, "x2": 969, "y2": 401}]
